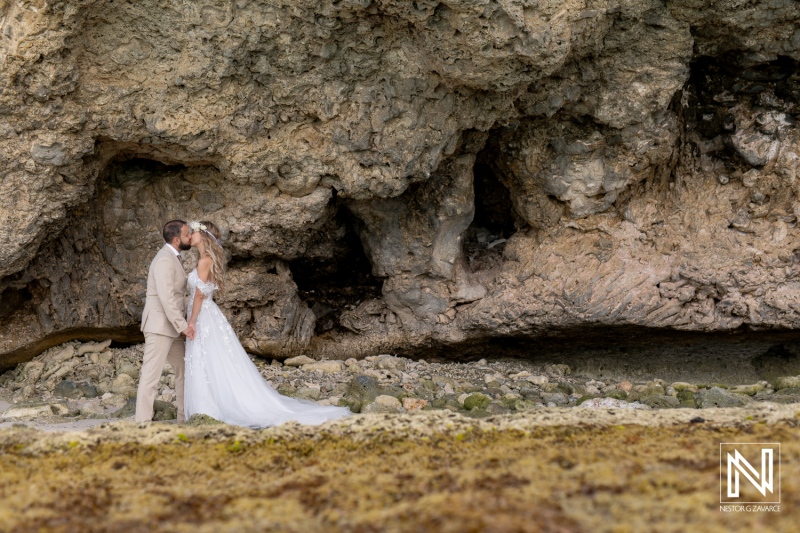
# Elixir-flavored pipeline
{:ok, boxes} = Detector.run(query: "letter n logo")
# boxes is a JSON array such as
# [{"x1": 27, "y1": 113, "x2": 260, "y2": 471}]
[{"x1": 720, "y1": 443, "x2": 780, "y2": 504}]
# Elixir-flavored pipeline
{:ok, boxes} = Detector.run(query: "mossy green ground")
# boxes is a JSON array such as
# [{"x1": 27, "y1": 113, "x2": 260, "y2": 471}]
[{"x1": 0, "y1": 420, "x2": 797, "y2": 532}]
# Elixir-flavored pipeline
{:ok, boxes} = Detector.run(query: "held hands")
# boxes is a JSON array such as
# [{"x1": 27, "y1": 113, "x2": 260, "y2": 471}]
[{"x1": 184, "y1": 323, "x2": 196, "y2": 341}]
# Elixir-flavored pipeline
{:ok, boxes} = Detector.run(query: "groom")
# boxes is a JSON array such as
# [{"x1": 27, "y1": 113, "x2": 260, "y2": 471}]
[{"x1": 135, "y1": 220, "x2": 195, "y2": 423}]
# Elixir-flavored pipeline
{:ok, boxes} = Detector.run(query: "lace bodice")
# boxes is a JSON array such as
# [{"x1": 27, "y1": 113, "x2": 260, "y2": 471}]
[{"x1": 188, "y1": 269, "x2": 217, "y2": 300}]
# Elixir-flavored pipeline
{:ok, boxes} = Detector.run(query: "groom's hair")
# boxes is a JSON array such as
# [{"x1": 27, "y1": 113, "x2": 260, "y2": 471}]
[{"x1": 162, "y1": 220, "x2": 186, "y2": 243}]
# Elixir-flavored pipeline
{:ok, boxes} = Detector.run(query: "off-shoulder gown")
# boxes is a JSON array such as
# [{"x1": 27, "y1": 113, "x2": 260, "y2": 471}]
[{"x1": 183, "y1": 269, "x2": 350, "y2": 428}]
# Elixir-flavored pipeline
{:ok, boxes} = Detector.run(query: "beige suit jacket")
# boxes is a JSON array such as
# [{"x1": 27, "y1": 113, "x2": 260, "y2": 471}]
[{"x1": 141, "y1": 245, "x2": 188, "y2": 338}]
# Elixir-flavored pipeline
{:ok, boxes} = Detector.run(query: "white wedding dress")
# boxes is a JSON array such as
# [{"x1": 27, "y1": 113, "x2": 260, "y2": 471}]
[{"x1": 183, "y1": 269, "x2": 351, "y2": 428}]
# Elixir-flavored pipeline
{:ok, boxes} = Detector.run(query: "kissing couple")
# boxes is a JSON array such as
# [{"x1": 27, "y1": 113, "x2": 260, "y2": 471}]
[{"x1": 134, "y1": 219, "x2": 351, "y2": 427}]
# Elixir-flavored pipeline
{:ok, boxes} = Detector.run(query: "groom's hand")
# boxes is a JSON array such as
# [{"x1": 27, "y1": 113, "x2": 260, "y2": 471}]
[{"x1": 184, "y1": 324, "x2": 196, "y2": 340}]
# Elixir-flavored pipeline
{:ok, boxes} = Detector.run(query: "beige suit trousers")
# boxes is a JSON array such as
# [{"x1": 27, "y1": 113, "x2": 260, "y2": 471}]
[{"x1": 135, "y1": 332, "x2": 185, "y2": 423}]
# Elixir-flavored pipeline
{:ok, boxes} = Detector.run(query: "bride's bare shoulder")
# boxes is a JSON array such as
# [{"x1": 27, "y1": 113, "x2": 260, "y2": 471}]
[{"x1": 197, "y1": 256, "x2": 212, "y2": 282}]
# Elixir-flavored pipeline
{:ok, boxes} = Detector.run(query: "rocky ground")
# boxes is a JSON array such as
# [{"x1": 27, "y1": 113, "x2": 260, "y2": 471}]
[
  {"x1": 3, "y1": 340, "x2": 800, "y2": 428},
  {"x1": 1, "y1": 341, "x2": 798, "y2": 530}
]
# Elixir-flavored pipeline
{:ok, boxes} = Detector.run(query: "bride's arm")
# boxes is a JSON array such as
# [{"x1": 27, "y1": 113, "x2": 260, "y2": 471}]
[{"x1": 188, "y1": 257, "x2": 213, "y2": 329}]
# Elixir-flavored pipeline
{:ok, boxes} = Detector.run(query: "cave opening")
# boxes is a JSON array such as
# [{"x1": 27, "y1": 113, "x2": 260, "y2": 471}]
[
  {"x1": 406, "y1": 325, "x2": 800, "y2": 385},
  {"x1": 682, "y1": 52, "x2": 799, "y2": 147},
  {"x1": 289, "y1": 206, "x2": 383, "y2": 336},
  {"x1": 0, "y1": 287, "x2": 32, "y2": 320},
  {"x1": 464, "y1": 144, "x2": 520, "y2": 272},
  {"x1": 103, "y1": 156, "x2": 190, "y2": 187},
  {"x1": 0, "y1": 151, "x2": 220, "y2": 367}
]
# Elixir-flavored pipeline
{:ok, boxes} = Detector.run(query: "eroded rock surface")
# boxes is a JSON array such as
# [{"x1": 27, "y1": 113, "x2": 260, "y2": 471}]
[{"x1": 1, "y1": 1, "x2": 800, "y2": 365}]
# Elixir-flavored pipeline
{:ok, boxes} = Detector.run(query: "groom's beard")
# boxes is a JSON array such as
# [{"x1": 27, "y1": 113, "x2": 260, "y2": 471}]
[{"x1": 178, "y1": 241, "x2": 192, "y2": 251}]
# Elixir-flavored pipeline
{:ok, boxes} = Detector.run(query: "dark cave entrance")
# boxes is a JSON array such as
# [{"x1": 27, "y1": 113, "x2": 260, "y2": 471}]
[
  {"x1": 103, "y1": 157, "x2": 190, "y2": 186},
  {"x1": 406, "y1": 325, "x2": 800, "y2": 385},
  {"x1": 464, "y1": 144, "x2": 521, "y2": 272},
  {"x1": 0, "y1": 287, "x2": 32, "y2": 320},
  {"x1": 0, "y1": 152, "x2": 222, "y2": 367},
  {"x1": 290, "y1": 206, "x2": 383, "y2": 336},
  {"x1": 681, "y1": 52, "x2": 799, "y2": 154}
]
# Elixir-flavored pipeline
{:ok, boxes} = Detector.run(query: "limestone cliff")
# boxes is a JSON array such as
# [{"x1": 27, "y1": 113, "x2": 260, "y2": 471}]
[{"x1": 1, "y1": 0, "x2": 799, "y2": 367}]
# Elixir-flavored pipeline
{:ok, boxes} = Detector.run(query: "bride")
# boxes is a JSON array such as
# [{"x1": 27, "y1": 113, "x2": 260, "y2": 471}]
[{"x1": 183, "y1": 220, "x2": 351, "y2": 428}]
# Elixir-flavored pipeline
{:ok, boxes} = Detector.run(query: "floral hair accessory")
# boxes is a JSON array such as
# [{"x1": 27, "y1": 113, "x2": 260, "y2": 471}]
[{"x1": 189, "y1": 221, "x2": 223, "y2": 246}]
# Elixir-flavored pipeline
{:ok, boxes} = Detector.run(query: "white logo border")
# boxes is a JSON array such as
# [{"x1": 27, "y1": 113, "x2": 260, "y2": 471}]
[{"x1": 720, "y1": 442, "x2": 781, "y2": 504}]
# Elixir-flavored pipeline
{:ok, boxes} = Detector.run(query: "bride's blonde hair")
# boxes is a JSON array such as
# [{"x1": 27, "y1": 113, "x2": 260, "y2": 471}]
[{"x1": 196, "y1": 220, "x2": 226, "y2": 294}]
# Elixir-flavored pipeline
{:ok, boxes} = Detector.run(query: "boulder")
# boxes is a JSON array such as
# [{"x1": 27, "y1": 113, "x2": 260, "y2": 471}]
[
  {"x1": 40, "y1": 360, "x2": 80, "y2": 389},
  {"x1": 53, "y1": 380, "x2": 83, "y2": 399},
  {"x1": 463, "y1": 393, "x2": 492, "y2": 411},
  {"x1": 503, "y1": 398, "x2": 537, "y2": 411},
  {"x1": 302, "y1": 361, "x2": 344, "y2": 374},
  {"x1": 402, "y1": 398, "x2": 429, "y2": 411},
  {"x1": 362, "y1": 395, "x2": 404, "y2": 414},
  {"x1": 375, "y1": 355, "x2": 407, "y2": 371},
  {"x1": 76, "y1": 382, "x2": 98, "y2": 398},
  {"x1": 153, "y1": 401, "x2": 177, "y2": 421},
  {"x1": 729, "y1": 383, "x2": 765, "y2": 396},
  {"x1": 677, "y1": 390, "x2": 697, "y2": 408},
  {"x1": 12, "y1": 385, "x2": 36, "y2": 403},
  {"x1": 617, "y1": 381, "x2": 634, "y2": 393},
  {"x1": 16, "y1": 361, "x2": 45, "y2": 386},
  {"x1": 526, "y1": 375, "x2": 549, "y2": 386},
  {"x1": 341, "y1": 374, "x2": 382, "y2": 413},
  {"x1": 96, "y1": 380, "x2": 112, "y2": 395},
  {"x1": 294, "y1": 387, "x2": 322, "y2": 401},
  {"x1": 640, "y1": 395, "x2": 680, "y2": 409},
  {"x1": 641, "y1": 382, "x2": 666, "y2": 397},
  {"x1": 771, "y1": 387, "x2": 800, "y2": 404},
  {"x1": 117, "y1": 363, "x2": 140, "y2": 380},
  {"x1": 670, "y1": 382, "x2": 694, "y2": 392},
  {"x1": 540, "y1": 392, "x2": 569, "y2": 406},
  {"x1": 774, "y1": 376, "x2": 800, "y2": 390},
  {"x1": 78, "y1": 400, "x2": 105, "y2": 417},
  {"x1": 485, "y1": 403, "x2": 512, "y2": 415},
  {"x1": 76, "y1": 340, "x2": 112, "y2": 356},
  {"x1": 605, "y1": 389, "x2": 628, "y2": 400},
  {"x1": 112, "y1": 398, "x2": 136, "y2": 419},
  {"x1": 277, "y1": 384, "x2": 297, "y2": 397},
  {"x1": 1, "y1": 402, "x2": 69, "y2": 419},
  {"x1": 577, "y1": 398, "x2": 651, "y2": 410},
  {"x1": 110, "y1": 374, "x2": 137, "y2": 398},
  {"x1": 554, "y1": 382, "x2": 574, "y2": 395},
  {"x1": 284, "y1": 356, "x2": 315, "y2": 367},
  {"x1": 48, "y1": 347, "x2": 76, "y2": 364},
  {"x1": 101, "y1": 394, "x2": 129, "y2": 410},
  {"x1": 694, "y1": 387, "x2": 751, "y2": 408},
  {"x1": 514, "y1": 384, "x2": 536, "y2": 398}
]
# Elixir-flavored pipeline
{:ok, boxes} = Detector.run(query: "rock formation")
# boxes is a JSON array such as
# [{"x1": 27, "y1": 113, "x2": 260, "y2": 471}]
[{"x1": 1, "y1": 0, "x2": 799, "y2": 367}]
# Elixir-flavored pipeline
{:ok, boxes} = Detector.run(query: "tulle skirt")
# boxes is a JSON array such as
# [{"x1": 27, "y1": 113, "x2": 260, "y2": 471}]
[{"x1": 184, "y1": 300, "x2": 350, "y2": 428}]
